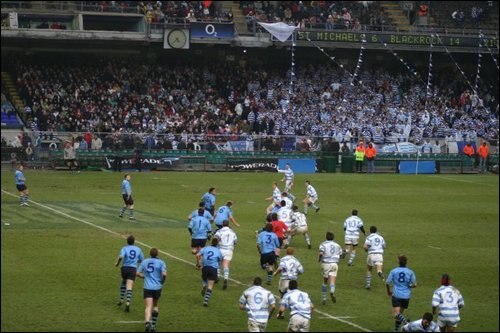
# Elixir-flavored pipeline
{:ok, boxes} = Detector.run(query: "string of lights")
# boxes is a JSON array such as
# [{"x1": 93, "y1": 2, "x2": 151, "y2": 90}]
[
  {"x1": 479, "y1": 32, "x2": 499, "y2": 71},
  {"x1": 474, "y1": 31, "x2": 483, "y2": 92},
  {"x1": 305, "y1": 37, "x2": 369, "y2": 90},
  {"x1": 434, "y1": 32, "x2": 478, "y2": 95},
  {"x1": 381, "y1": 42, "x2": 427, "y2": 86}
]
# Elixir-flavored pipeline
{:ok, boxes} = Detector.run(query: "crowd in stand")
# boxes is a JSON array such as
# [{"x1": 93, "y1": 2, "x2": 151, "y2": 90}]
[
  {"x1": 243, "y1": 1, "x2": 394, "y2": 32},
  {"x1": 6, "y1": 52, "x2": 498, "y2": 153},
  {"x1": 82, "y1": 1, "x2": 233, "y2": 23}
]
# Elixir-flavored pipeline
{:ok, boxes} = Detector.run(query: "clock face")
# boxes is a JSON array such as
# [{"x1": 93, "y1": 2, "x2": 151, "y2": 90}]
[{"x1": 168, "y1": 29, "x2": 187, "y2": 49}]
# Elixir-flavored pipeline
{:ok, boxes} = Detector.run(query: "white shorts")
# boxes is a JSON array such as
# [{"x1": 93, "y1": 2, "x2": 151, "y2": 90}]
[
  {"x1": 306, "y1": 196, "x2": 317, "y2": 204},
  {"x1": 285, "y1": 180, "x2": 293, "y2": 191},
  {"x1": 367, "y1": 254, "x2": 383, "y2": 267},
  {"x1": 279, "y1": 279, "x2": 291, "y2": 294},
  {"x1": 321, "y1": 262, "x2": 338, "y2": 278},
  {"x1": 292, "y1": 226, "x2": 308, "y2": 235},
  {"x1": 248, "y1": 319, "x2": 268, "y2": 332},
  {"x1": 288, "y1": 315, "x2": 310, "y2": 332},
  {"x1": 437, "y1": 318, "x2": 459, "y2": 328},
  {"x1": 220, "y1": 249, "x2": 233, "y2": 261},
  {"x1": 344, "y1": 236, "x2": 360, "y2": 246}
]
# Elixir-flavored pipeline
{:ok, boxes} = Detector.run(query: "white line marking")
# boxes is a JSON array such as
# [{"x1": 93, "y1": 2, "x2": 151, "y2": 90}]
[
  {"x1": 115, "y1": 321, "x2": 144, "y2": 324},
  {"x1": 181, "y1": 184, "x2": 189, "y2": 188},
  {"x1": 246, "y1": 201, "x2": 255, "y2": 204},
  {"x1": 428, "y1": 245, "x2": 442, "y2": 250},
  {"x1": 328, "y1": 220, "x2": 336, "y2": 224},
  {"x1": 1, "y1": 189, "x2": 372, "y2": 332},
  {"x1": 433, "y1": 175, "x2": 497, "y2": 187},
  {"x1": 319, "y1": 316, "x2": 357, "y2": 319}
]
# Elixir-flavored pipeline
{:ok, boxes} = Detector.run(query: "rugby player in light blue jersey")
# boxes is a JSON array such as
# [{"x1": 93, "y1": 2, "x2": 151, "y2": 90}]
[
  {"x1": 115, "y1": 235, "x2": 144, "y2": 312},
  {"x1": 201, "y1": 187, "x2": 217, "y2": 216},
  {"x1": 188, "y1": 208, "x2": 212, "y2": 256},
  {"x1": 15, "y1": 164, "x2": 29, "y2": 206},
  {"x1": 257, "y1": 223, "x2": 280, "y2": 286},
  {"x1": 386, "y1": 255, "x2": 417, "y2": 332},
  {"x1": 214, "y1": 201, "x2": 240, "y2": 229},
  {"x1": 137, "y1": 248, "x2": 167, "y2": 333},
  {"x1": 188, "y1": 201, "x2": 213, "y2": 223},
  {"x1": 119, "y1": 174, "x2": 135, "y2": 220},
  {"x1": 196, "y1": 238, "x2": 223, "y2": 307}
]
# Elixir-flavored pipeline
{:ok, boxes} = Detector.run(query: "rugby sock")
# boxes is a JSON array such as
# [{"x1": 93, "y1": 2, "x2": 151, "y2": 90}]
[
  {"x1": 119, "y1": 281, "x2": 126, "y2": 302},
  {"x1": 204, "y1": 288, "x2": 212, "y2": 304},
  {"x1": 129, "y1": 209, "x2": 134, "y2": 218},
  {"x1": 348, "y1": 252, "x2": 356, "y2": 264},
  {"x1": 395, "y1": 320, "x2": 401, "y2": 332},
  {"x1": 395, "y1": 313, "x2": 407, "y2": 331},
  {"x1": 396, "y1": 313, "x2": 407, "y2": 324},
  {"x1": 223, "y1": 268, "x2": 229, "y2": 280},
  {"x1": 305, "y1": 234, "x2": 311, "y2": 246},
  {"x1": 151, "y1": 310, "x2": 159, "y2": 328},
  {"x1": 321, "y1": 284, "x2": 327, "y2": 301},
  {"x1": 304, "y1": 205, "x2": 308, "y2": 214},
  {"x1": 267, "y1": 271, "x2": 273, "y2": 284},
  {"x1": 23, "y1": 194, "x2": 29, "y2": 204},
  {"x1": 366, "y1": 274, "x2": 372, "y2": 288},
  {"x1": 126, "y1": 290, "x2": 132, "y2": 305},
  {"x1": 120, "y1": 207, "x2": 126, "y2": 215},
  {"x1": 312, "y1": 204, "x2": 319, "y2": 209},
  {"x1": 288, "y1": 193, "x2": 296, "y2": 201},
  {"x1": 330, "y1": 284, "x2": 336, "y2": 295},
  {"x1": 378, "y1": 271, "x2": 385, "y2": 280}
]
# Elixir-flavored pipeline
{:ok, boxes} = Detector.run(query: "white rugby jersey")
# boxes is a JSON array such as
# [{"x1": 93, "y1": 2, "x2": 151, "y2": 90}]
[
  {"x1": 280, "y1": 289, "x2": 312, "y2": 319},
  {"x1": 344, "y1": 216, "x2": 364, "y2": 238},
  {"x1": 432, "y1": 285, "x2": 464, "y2": 324},
  {"x1": 215, "y1": 226, "x2": 238, "y2": 251},
  {"x1": 239, "y1": 286, "x2": 276, "y2": 323},
  {"x1": 319, "y1": 240, "x2": 342, "y2": 263},
  {"x1": 364, "y1": 233, "x2": 386, "y2": 254},
  {"x1": 278, "y1": 168, "x2": 294, "y2": 181},
  {"x1": 306, "y1": 185, "x2": 318, "y2": 198},
  {"x1": 292, "y1": 212, "x2": 308, "y2": 229},
  {"x1": 272, "y1": 187, "x2": 282, "y2": 202},
  {"x1": 277, "y1": 207, "x2": 293, "y2": 226},
  {"x1": 278, "y1": 255, "x2": 304, "y2": 280},
  {"x1": 283, "y1": 197, "x2": 293, "y2": 209}
]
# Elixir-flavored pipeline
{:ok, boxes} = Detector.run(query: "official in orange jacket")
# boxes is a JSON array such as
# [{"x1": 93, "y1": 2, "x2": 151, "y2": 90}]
[
  {"x1": 463, "y1": 142, "x2": 475, "y2": 168},
  {"x1": 463, "y1": 143, "x2": 475, "y2": 157},
  {"x1": 365, "y1": 142, "x2": 377, "y2": 173},
  {"x1": 477, "y1": 141, "x2": 489, "y2": 173}
]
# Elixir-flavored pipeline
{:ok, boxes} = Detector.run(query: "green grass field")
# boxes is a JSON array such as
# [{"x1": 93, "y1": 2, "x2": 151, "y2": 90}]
[{"x1": 1, "y1": 170, "x2": 499, "y2": 332}]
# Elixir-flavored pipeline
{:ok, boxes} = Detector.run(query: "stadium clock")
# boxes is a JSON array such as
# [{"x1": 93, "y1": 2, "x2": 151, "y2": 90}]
[{"x1": 167, "y1": 29, "x2": 187, "y2": 49}]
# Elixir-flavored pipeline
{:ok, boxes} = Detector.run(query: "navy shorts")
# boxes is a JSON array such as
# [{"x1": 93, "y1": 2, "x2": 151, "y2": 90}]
[
  {"x1": 392, "y1": 296, "x2": 410, "y2": 309},
  {"x1": 16, "y1": 184, "x2": 27, "y2": 192},
  {"x1": 121, "y1": 266, "x2": 137, "y2": 281},
  {"x1": 191, "y1": 238, "x2": 207, "y2": 248},
  {"x1": 144, "y1": 289, "x2": 162, "y2": 299},
  {"x1": 260, "y1": 252, "x2": 278, "y2": 269},
  {"x1": 202, "y1": 266, "x2": 218, "y2": 282},
  {"x1": 122, "y1": 194, "x2": 134, "y2": 206}
]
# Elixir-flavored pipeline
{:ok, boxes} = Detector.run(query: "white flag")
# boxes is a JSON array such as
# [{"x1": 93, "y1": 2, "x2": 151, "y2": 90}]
[{"x1": 257, "y1": 22, "x2": 297, "y2": 42}]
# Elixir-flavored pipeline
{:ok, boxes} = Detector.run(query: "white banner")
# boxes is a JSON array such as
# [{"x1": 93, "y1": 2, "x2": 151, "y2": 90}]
[{"x1": 257, "y1": 22, "x2": 297, "y2": 42}]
